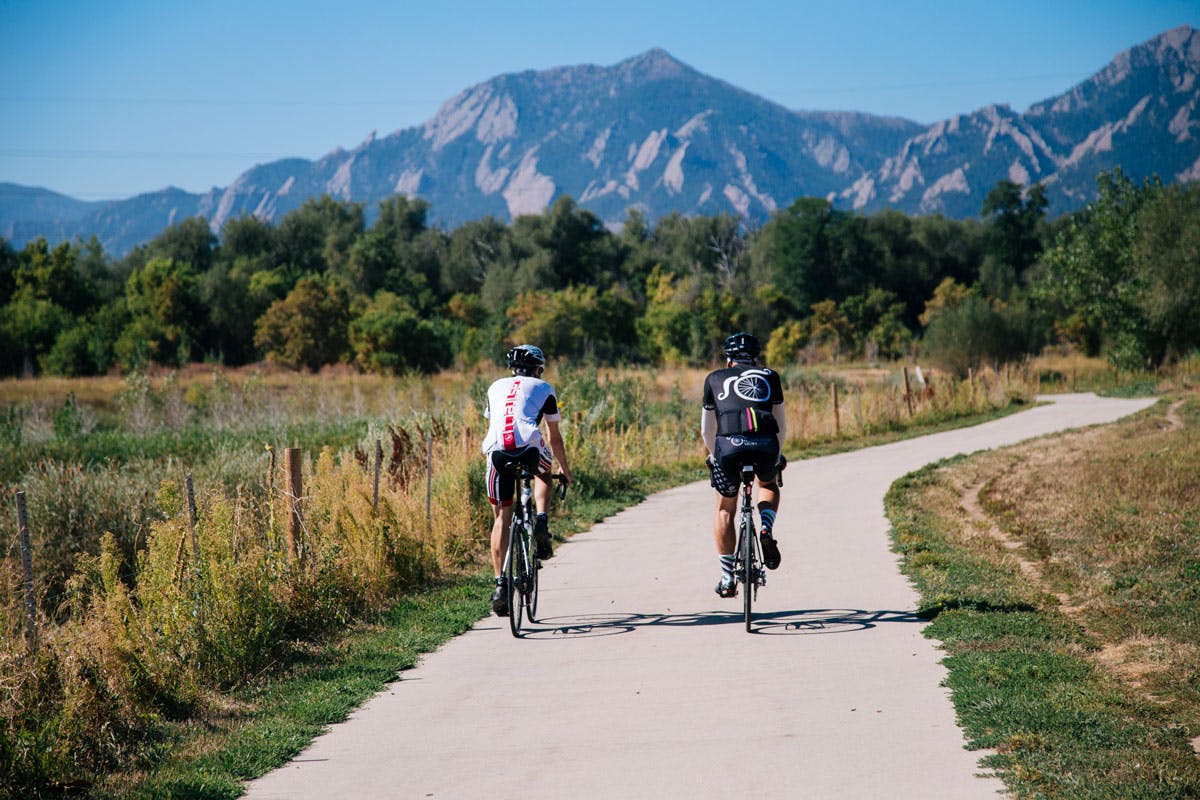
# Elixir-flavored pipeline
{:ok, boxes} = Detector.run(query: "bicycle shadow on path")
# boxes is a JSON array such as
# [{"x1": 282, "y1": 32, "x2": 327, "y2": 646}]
[{"x1": 515, "y1": 608, "x2": 925, "y2": 639}]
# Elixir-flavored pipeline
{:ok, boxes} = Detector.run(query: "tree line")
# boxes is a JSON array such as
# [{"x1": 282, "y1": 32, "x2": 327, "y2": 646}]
[{"x1": 1, "y1": 168, "x2": 1196, "y2": 378}]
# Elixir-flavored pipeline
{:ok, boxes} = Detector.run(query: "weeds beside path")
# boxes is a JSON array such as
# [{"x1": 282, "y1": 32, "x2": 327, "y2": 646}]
[
  {"x1": 95, "y1": 401, "x2": 1037, "y2": 799},
  {"x1": 887, "y1": 393, "x2": 1200, "y2": 798}
]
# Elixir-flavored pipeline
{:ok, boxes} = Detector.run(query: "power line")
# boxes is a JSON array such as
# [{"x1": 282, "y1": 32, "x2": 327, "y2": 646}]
[
  {"x1": 0, "y1": 148, "x2": 301, "y2": 160},
  {"x1": 0, "y1": 95, "x2": 444, "y2": 108},
  {"x1": 782, "y1": 72, "x2": 1088, "y2": 96}
]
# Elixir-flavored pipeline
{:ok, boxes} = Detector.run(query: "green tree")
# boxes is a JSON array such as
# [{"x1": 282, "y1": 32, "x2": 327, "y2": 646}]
[
  {"x1": 1, "y1": 296, "x2": 69, "y2": 375},
  {"x1": 841, "y1": 288, "x2": 912, "y2": 360},
  {"x1": 145, "y1": 216, "x2": 217, "y2": 274},
  {"x1": 765, "y1": 320, "x2": 807, "y2": 366},
  {"x1": 617, "y1": 208, "x2": 656, "y2": 292},
  {"x1": 919, "y1": 277, "x2": 972, "y2": 327},
  {"x1": 807, "y1": 299, "x2": 853, "y2": 362},
  {"x1": 254, "y1": 275, "x2": 351, "y2": 371},
  {"x1": 220, "y1": 214, "x2": 276, "y2": 272},
  {"x1": 197, "y1": 260, "x2": 259, "y2": 364},
  {"x1": 13, "y1": 237, "x2": 95, "y2": 314},
  {"x1": 922, "y1": 294, "x2": 1044, "y2": 376},
  {"x1": 275, "y1": 196, "x2": 365, "y2": 277},
  {"x1": 511, "y1": 196, "x2": 622, "y2": 290},
  {"x1": 1132, "y1": 183, "x2": 1200, "y2": 361},
  {"x1": 637, "y1": 268, "x2": 697, "y2": 364},
  {"x1": 76, "y1": 235, "x2": 123, "y2": 304},
  {"x1": 442, "y1": 216, "x2": 516, "y2": 297},
  {"x1": 349, "y1": 291, "x2": 451, "y2": 374},
  {"x1": 759, "y1": 197, "x2": 874, "y2": 313},
  {"x1": 349, "y1": 197, "x2": 441, "y2": 304},
  {"x1": 0, "y1": 237, "x2": 17, "y2": 306},
  {"x1": 120, "y1": 257, "x2": 204, "y2": 366},
  {"x1": 1036, "y1": 169, "x2": 1157, "y2": 367},
  {"x1": 981, "y1": 180, "x2": 1047, "y2": 281},
  {"x1": 507, "y1": 285, "x2": 640, "y2": 363},
  {"x1": 43, "y1": 322, "x2": 99, "y2": 376}
]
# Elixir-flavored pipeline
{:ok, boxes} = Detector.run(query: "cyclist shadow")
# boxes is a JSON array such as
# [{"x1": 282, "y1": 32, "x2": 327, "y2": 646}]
[{"x1": 521, "y1": 608, "x2": 925, "y2": 639}]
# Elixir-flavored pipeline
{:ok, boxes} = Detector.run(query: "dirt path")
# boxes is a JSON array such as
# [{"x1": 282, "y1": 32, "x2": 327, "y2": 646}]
[{"x1": 243, "y1": 393, "x2": 1155, "y2": 800}]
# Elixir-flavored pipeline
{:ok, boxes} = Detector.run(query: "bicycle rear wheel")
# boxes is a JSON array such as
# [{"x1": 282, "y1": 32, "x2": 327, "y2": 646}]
[
  {"x1": 522, "y1": 496, "x2": 539, "y2": 622},
  {"x1": 507, "y1": 519, "x2": 525, "y2": 637},
  {"x1": 741, "y1": 510, "x2": 754, "y2": 632},
  {"x1": 527, "y1": 545, "x2": 539, "y2": 621}
]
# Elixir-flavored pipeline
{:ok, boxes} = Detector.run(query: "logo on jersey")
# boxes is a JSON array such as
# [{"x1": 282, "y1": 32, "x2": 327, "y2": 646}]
[
  {"x1": 717, "y1": 368, "x2": 774, "y2": 403},
  {"x1": 501, "y1": 379, "x2": 522, "y2": 449}
]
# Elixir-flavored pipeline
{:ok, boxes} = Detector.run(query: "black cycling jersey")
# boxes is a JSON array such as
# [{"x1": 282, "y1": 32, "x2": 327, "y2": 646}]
[{"x1": 702, "y1": 363, "x2": 785, "y2": 436}]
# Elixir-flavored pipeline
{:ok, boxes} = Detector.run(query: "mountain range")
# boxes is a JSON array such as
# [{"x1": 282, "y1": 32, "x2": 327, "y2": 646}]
[{"x1": 3, "y1": 25, "x2": 1198, "y2": 257}]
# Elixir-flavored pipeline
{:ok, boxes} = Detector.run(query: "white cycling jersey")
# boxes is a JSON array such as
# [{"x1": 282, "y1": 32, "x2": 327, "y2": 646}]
[{"x1": 481, "y1": 375, "x2": 561, "y2": 454}]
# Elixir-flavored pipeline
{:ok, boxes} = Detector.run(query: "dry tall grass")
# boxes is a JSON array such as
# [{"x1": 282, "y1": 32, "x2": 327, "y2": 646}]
[{"x1": 0, "y1": 362, "x2": 1033, "y2": 794}]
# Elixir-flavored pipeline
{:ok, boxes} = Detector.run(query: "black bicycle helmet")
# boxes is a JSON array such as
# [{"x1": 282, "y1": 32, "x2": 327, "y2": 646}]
[
  {"x1": 722, "y1": 332, "x2": 760, "y2": 361},
  {"x1": 506, "y1": 344, "x2": 546, "y2": 372}
]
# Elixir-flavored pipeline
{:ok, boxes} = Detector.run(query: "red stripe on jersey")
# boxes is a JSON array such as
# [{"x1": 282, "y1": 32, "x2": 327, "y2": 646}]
[{"x1": 501, "y1": 379, "x2": 522, "y2": 450}]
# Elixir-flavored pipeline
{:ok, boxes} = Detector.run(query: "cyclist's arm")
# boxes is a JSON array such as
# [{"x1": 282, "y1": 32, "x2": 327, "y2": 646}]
[
  {"x1": 701, "y1": 407, "x2": 717, "y2": 456},
  {"x1": 545, "y1": 418, "x2": 571, "y2": 484}
]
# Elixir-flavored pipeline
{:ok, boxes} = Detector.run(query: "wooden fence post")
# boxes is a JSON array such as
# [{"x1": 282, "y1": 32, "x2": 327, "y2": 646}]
[
  {"x1": 185, "y1": 473, "x2": 200, "y2": 563},
  {"x1": 831, "y1": 383, "x2": 840, "y2": 437},
  {"x1": 372, "y1": 438, "x2": 382, "y2": 509},
  {"x1": 903, "y1": 367, "x2": 914, "y2": 418},
  {"x1": 675, "y1": 402, "x2": 685, "y2": 462},
  {"x1": 425, "y1": 431, "x2": 433, "y2": 536},
  {"x1": 855, "y1": 384, "x2": 864, "y2": 433},
  {"x1": 638, "y1": 395, "x2": 646, "y2": 467},
  {"x1": 284, "y1": 448, "x2": 302, "y2": 561},
  {"x1": 799, "y1": 384, "x2": 808, "y2": 440},
  {"x1": 265, "y1": 443, "x2": 276, "y2": 532},
  {"x1": 16, "y1": 490, "x2": 37, "y2": 653},
  {"x1": 184, "y1": 473, "x2": 205, "y2": 628}
]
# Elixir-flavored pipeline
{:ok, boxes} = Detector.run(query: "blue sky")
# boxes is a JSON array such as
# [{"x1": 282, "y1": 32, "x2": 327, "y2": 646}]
[{"x1": 2, "y1": 0, "x2": 1196, "y2": 200}]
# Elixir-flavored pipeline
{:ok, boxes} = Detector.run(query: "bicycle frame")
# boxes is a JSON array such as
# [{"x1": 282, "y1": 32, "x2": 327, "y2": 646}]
[
  {"x1": 500, "y1": 466, "x2": 566, "y2": 638},
  {"x1": 502, "y1": 467, "x2": 538, "y2": 637},
  {"x1": 733, "y1": 464, "x2": 766, "y2": 632}
]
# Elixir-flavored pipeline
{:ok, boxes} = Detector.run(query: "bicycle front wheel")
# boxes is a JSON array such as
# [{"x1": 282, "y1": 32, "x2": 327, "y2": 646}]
[
  {"x1": 507, "y1": 520, "x2": 525, "y2": 637},
  {"x1": 741, "y1": 510, "x2": 755, "y2": 632}
]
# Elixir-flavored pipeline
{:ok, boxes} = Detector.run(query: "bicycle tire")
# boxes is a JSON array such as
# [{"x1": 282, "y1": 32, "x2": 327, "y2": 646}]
[
  {"x1": 528, "y1": 544, "x2": 539, "y2": 621},
  {"x1": 507, "y1": 517, "x2": 524, "y2": 637},
  {"x1": 742, "y1": 509, "x2": 754, "y2": 632}
]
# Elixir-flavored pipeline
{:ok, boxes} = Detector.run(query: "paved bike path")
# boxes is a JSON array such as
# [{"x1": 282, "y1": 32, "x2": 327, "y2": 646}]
[{"x1": 243, "y1": 393, "x2": 1156, "y2": 799}]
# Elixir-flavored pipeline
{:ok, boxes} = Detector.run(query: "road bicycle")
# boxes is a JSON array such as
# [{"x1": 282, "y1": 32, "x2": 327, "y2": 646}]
[
  {"x1": 732, "y1": 461, "x2": 782, "y2": 632},
  {"x1": 501, "y1": 462, "x2": 567, "y2": 638},
  {"x1": 731, "y1": 464, "x2": 766, "y2": 632}
]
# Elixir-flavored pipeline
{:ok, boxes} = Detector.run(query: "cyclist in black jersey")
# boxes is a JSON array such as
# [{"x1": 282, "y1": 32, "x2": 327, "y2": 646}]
[{"x1": 701, "y1": 332, "x2": 786, "y2": 598}]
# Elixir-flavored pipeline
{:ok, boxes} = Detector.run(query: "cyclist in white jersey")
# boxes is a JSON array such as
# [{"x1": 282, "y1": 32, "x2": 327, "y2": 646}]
[{"x1": 482, "y1": 344, "x2": 572, "y2": 615}]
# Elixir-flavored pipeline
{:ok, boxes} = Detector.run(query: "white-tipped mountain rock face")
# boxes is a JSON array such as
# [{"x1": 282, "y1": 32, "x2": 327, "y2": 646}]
[{"x1": 5, "y1": 26, "x2": 1198, "y2": 256}]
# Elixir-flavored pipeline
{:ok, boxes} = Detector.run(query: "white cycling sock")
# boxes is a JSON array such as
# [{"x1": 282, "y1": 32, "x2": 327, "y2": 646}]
[{"x1": 719, "y1": 553, "x2": 735, "y2": 579}]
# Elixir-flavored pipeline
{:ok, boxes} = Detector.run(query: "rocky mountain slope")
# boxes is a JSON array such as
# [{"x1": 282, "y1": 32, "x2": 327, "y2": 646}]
[{"x1": 4, "y1": 25, "x2": 1197, "y2": 256}]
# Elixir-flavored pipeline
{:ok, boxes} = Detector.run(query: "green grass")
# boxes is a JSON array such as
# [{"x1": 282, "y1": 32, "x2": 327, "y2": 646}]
[
  {"x1": 92, "y1": 576, "x2": 492, "y2": 800},
  {"x1": 72, "y1": 402, "x2": 1036, "y2": 800},
  {"x1": 83, "y1": 455, "x2": 700, "y2": 800},
  {"x1": 886, "y1": 414, "x2": 1200, "y2": 799},
  {"x1": 0, "y1": 419, "x2": 369, "y2": 484}
]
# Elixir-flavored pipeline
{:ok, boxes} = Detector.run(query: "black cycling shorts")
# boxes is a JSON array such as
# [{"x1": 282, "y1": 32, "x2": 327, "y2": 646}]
[
  {"x1": 486, "y1": 445, "x2": 550, "y2": 507},
  {"x1": 709, "y1": 434, "x2": 780, "y2": 497}
]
